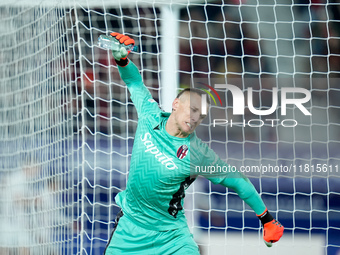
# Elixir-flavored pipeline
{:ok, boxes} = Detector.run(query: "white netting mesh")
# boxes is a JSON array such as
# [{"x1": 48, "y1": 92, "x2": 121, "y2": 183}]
[
  {"x1": 0, "y1": 1, "x2": 339, "y2": 255},
  {"x1": 0, "y1": 6, "x2": 77, "y2": 255}
]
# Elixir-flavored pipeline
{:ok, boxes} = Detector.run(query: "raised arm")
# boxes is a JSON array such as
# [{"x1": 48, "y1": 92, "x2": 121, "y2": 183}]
[{"x1": 111, "y1": 32, "x2": 160, "y2": 117}]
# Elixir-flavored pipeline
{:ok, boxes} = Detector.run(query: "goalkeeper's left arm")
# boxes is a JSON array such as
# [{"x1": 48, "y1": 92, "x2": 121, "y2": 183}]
[
  {"x1": 207, "y1": 169, "x2": 284, "y2": 247},
  {"x1": 210, "y1": 172, "x2": 284, "y2": 246},
  {"x1": 199, "y1": 141, "x2": 284, "y2": 246}
]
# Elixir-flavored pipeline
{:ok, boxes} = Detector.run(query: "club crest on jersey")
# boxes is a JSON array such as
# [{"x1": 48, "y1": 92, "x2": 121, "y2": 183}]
[{"x1": 177, "y1": 145, "x2": 188, "y2": 159}]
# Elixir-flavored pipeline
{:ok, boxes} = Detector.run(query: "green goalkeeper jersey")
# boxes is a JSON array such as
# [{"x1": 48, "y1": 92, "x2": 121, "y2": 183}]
[{"x1": 115, "y1": 61, "x2": 266, "y2": 231}]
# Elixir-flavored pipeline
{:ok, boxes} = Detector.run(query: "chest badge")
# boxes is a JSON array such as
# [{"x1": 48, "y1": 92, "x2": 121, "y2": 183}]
[{"x1": 177, "y1": 145, "x2": 188, "y2": 159}]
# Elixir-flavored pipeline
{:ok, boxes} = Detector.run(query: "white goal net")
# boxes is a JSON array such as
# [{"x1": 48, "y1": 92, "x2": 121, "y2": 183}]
[{"x1": 0, "y1": 1, "x2": 339, "y2": 255}]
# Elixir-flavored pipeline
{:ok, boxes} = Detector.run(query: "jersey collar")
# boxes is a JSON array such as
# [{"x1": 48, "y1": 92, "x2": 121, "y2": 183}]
[{"x1": 151, "y1": 111, "x2": 170, "y2": 130}]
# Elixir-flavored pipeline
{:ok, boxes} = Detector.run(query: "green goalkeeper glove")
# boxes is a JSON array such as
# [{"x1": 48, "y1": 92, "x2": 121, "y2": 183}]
[
  {"x1": 257, "y1": 209, "x2": 284, "y2": 247},
  {"x1": 109, "y1": 32, "x2": 135, "y2": 61}
]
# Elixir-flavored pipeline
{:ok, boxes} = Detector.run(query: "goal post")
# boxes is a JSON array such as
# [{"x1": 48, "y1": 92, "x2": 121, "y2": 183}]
[{"x1": 0, "y1": 1, "x2": 339, "y2": 255}]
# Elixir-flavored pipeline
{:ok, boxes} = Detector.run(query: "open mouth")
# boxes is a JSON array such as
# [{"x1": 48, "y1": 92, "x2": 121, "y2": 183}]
[{"x1": 186, "y1": 122, "x2": 192, "y2": 129}]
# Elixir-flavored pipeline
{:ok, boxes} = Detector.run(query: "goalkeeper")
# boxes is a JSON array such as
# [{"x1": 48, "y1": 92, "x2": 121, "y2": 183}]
[{"x1": 104, "y1": 33, "x2": 284, "y2": 255}]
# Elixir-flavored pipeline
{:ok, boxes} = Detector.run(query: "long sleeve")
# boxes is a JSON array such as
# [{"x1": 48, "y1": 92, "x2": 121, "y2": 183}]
[
  {"x1": 208, "y1": 171, "x2": 266, "y2": 215},
  {"x1": 193, "y1": 139, "x2": 267, "y2": 215},
  {"x1": 116, "y1": 59, "x2": 160, "y2": 118}
]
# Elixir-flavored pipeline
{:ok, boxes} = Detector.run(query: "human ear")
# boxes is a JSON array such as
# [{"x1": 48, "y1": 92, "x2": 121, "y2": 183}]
[{"x1": 172, "y1": 98, "x2": 180, "y2": 111}]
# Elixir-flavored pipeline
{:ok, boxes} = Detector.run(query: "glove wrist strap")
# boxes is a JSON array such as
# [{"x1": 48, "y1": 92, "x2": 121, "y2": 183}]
[
  {"x1": 257, "y1": 209, "x2": 274, "y2": 225},
  {"x1": 115, "y1": 58, "x2": 129, "y2": 67}
]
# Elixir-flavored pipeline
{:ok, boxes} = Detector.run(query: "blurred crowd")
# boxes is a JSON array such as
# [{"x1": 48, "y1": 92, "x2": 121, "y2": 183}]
[{"x1": 0, "y1": 159, "x2": 76, "y2": 255}]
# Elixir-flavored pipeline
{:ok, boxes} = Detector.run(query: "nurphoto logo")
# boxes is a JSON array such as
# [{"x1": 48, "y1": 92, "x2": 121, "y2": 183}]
[{"x1": 199, "y1": 83, "x2": 312, "y2": 128}]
